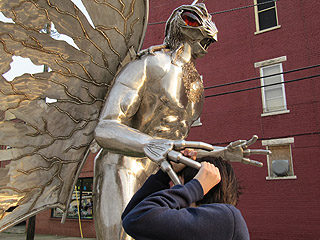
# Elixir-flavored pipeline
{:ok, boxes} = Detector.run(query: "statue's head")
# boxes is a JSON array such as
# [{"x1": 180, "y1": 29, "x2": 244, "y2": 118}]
[{"x1": 164, "y1": 3, "x2": 218, "y2": 59}]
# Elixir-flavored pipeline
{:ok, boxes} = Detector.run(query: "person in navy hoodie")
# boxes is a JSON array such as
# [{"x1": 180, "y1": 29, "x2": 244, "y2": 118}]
[{"x1": 122, "y1": 156, "x2": 250, "y2": 240}]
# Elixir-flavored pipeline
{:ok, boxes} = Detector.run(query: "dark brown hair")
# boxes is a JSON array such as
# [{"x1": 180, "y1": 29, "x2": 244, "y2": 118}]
[{"x1": 178, "y1": 157, "x2": 241, "y2": 206}]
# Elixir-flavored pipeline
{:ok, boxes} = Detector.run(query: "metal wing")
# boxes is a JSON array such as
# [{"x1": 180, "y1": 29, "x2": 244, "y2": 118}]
[{"x1": 0, "y1": 0, "x2": 148, "y2": 231}]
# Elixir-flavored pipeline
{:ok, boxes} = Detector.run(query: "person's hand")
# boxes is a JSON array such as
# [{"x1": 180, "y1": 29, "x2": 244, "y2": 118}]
[
  {"x1": 194, "y1": 162, "x2": 221, "y2": 195},
  {"x1": 181, "y1": 148, "x2": 197, "y2": 160},
  {"x1": 170, "y1": 149, "x2": 198, "y2": 173}
]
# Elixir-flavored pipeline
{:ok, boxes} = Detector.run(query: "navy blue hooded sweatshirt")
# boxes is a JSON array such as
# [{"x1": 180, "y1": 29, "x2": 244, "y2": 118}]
[{"x1": 122, "y1": 170, "x2": 250, "y2": 240}]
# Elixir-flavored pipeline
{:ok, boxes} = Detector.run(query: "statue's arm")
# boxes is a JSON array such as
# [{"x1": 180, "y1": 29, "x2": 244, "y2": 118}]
[
  {"x1": 94, "y1": 58, "x2": 155, "y2": 157},
  {"x1": 95, "y1": 119, "x2": 153, "y2": 157}
]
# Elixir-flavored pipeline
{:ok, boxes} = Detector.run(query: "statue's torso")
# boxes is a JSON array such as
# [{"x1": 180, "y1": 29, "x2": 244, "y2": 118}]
[
  {"x1": 131, "y1": 51, "x2": 204, "y2": 140},
  {"x1": 94, "y1": 49, "x2": 204, "y2": 240}
]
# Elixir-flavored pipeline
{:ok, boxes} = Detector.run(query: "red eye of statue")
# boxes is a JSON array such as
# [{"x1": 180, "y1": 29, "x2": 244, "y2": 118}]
[{"x1": 181, "y1": 11, "x2": 201, "y2": 27}]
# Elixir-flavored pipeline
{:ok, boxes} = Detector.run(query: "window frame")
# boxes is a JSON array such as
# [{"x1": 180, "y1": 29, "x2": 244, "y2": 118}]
[
  {"x1": 255, "y1": 56, "x2": 290, "y2": 117},
  {"x1": 262, "y1": 138, "x2": 297, "y2": 180},
  {"x1": 260, "y1": 63, "x2": 287, "y2": 114},
  {"x1": 254, "y1": 0, "x2": 281, "y2": 34}
]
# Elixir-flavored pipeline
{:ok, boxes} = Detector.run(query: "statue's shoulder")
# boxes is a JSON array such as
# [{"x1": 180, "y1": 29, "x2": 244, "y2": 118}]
[
  {"x1": 143, "y1": 49, "x2": 173, "y2": 72},
  {"x1": 117, "y1": 48, "x2": 173, "y2": 82},
  {"x1": 123, "y1": 49, "x2": 169, "y2": 68}
]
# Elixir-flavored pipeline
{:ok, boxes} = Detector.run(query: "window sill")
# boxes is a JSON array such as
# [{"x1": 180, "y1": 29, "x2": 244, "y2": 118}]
[
  {"x1": 266, "y1": 175, "x2": 297, "y2": 180},
  {"x1": 255, "y1": 25, "x2": 281, "y2": 35},
  {"x1": 261, "y1": 109, "x2": 290, "y2": 117}
]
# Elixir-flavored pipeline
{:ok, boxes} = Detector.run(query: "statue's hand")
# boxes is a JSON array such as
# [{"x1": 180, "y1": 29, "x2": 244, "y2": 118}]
[
  {"x1": 143, "y1": 139, "x2": 174, "y2": 164},
  {"x1": 143, "y1": 139, "x2": 214, "y2": 185},
  {"x1": 199, "y1": 135, "x2": 271, "y2": 167}
]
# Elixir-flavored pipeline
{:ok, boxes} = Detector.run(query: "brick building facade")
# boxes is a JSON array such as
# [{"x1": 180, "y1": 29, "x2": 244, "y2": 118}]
[
  {"x1": 145, "y1": 0, "x2": 320, "y2": 239},
  {"x1": 186, "y1": 0, "x2": 319, "y2": 239}
]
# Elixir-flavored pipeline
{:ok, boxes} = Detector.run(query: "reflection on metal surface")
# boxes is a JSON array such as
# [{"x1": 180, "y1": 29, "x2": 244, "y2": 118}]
[{"x1": 52, "y1": 177, "x2": 93, "y2": 220}]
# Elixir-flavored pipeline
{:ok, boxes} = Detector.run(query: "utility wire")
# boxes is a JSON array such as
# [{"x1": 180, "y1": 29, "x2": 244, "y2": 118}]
[
  {"x1": 203, "y1": 99, "x2": 320, "y2": 116},
  {"x1": 205, "y1": 74, "x2": 320, "y2": 98},
  {"x1": 211, "y1": 0, "x2": 279, "y2": 15},
  {"x1": 204, "y1": 64, "x2": 320, "y2": 90},
  {"x1": 148, "y1": 0, "x2": 279, "y2": 25},
  {"x1": 208, "y1": 131, "x2": 320, "y2": 146}
]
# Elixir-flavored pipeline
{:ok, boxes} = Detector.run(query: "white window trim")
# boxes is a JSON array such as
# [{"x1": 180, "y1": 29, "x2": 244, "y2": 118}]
[
  {"x1": 254, "y1": 56, "x2": 287, "y2": 68},
  {"x1": 262, "y1": 137, "x2": 294, "y2": 146},
  {"x1": 261, "y1": 109, "x2": 290, "y2": 117},
  {"x1": 260, "y1": 63, "x2": 288, "y2": 114},
  {"x1": 262, "y1": 137, "x2": 297, "y2": 180},
  {"x1": 255, "y1": 25, "x2": 281, "y2": 35},
  {"x1": 255, "y1": 56, "x2": 289, "y2": 116},
  {"x1": 266, "y1": 175, "x2": 297, "y2": 180},
  {"x1": 254, "y1": 0, "x2": 281, "y2": 34}
]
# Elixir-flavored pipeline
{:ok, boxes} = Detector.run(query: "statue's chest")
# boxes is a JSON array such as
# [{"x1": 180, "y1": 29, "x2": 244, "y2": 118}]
[
  {"x1": 181, "y1": 62, "x2": 204, "y2": 103},
  {"x1": 156, "y1": 62, "x2": 204, "y2": 109}
]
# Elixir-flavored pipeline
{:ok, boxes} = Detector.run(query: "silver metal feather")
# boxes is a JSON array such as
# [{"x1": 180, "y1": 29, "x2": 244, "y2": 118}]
[{"x1": 0, "y1": 0, "x2": 148, "y2": 231}]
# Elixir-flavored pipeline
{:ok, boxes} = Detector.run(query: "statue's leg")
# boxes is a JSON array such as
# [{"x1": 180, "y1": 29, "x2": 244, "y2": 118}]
[{"x1": 93, "y1": 150, "x2": 156, "y2": 240}]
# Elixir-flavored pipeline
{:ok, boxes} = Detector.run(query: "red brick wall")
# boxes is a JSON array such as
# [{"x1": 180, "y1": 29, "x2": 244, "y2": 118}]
[
  {"x1": 35, "y1": 209, "x2": 96, "y2": 238},
  {"x1": 34, "y1": 1, "x2": 320, "y2": 239},
  {"x1": 146, "y1": 0, "x2": 320, "y2": 239},
  {"x1": 183, "y1": 0, "x2": 320, "y2": 239},
  {"x1": 229, "y1": 134, "x2": 320, "y2": 240}
]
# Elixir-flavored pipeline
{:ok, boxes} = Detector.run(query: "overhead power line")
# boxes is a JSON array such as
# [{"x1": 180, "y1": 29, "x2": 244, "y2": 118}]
[
  {"x1": 202, "y1": 98, "x2": 320, "y2": 115},
  {"x1": 204, "y1": 74, "x2": 320, "y2": 98},
  {"x1": 209, "y1": 131, "x2": 320, "y2": 146},
  {"x1": 204, "y1": 64, "x2": 320, "y2": 90},
  {"x1": 211, "y1": 0, "x2": 279, "y2": 15},
  {"x1": 148, "y1": 0, "x2": 279, "y2": 25}
]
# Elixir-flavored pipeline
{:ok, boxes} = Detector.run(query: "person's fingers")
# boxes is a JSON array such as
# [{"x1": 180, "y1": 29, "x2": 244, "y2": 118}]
[
  {"x1": 195, "y1": 162, "x2": 221, "y2": 195},
  {"x1": 181, "y1": 149, "x2": 197, "y2": 160}
]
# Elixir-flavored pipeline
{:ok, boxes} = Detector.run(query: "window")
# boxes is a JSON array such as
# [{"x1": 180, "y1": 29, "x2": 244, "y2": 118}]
[
  {"x1": 262, "y1": 138, "x2": 297, "y2": 180},
  {"x1": 255, "y1": 56, "x2": 289, "y2": 116},
  {"x1": 52, "y1": 178, "x2": 93, "y2": 220},
  {"x1": 261, "y1": 64, "x2": 286, "y2": 113},
  {"x1": 254, "y1": 0, "x2": 280, "y2": 34}
]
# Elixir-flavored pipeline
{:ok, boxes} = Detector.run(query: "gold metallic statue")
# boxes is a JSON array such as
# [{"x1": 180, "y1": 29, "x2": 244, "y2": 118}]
[{"x1": 0, "y1": 1, "x2": 269, "y2": 239}]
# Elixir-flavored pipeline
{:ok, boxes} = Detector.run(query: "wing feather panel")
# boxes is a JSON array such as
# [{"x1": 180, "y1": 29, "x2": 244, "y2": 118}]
[{"x1": 0, "y1": 0, "x2": 149, "y2": 231}]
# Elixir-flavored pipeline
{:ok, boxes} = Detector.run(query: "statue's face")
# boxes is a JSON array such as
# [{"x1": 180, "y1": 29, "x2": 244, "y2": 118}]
[{"x1": 166, "y1": 4, "x2": 218, "y2": 58}]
